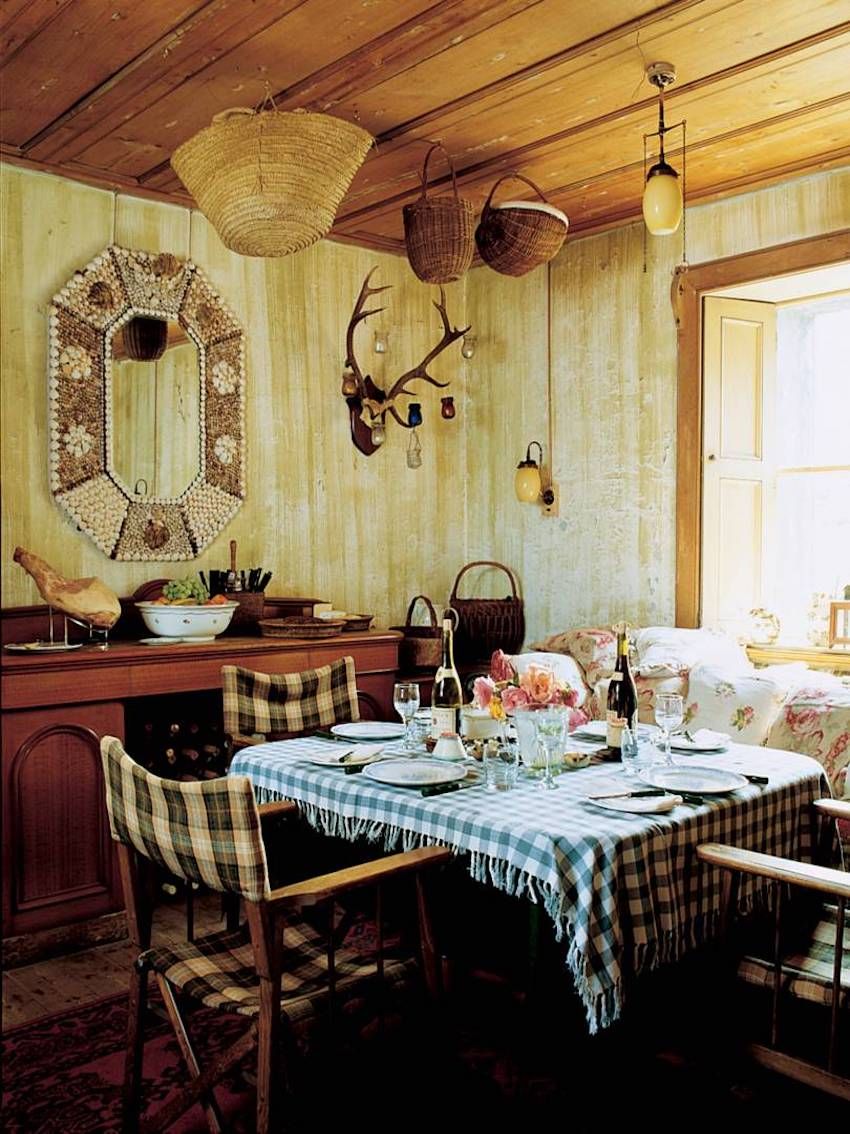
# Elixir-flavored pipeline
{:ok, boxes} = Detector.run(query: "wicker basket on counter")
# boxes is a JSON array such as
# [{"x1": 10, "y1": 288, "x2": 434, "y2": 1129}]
[{"x1": 258, "y1": 616, "x2": 346, "y2": 639}]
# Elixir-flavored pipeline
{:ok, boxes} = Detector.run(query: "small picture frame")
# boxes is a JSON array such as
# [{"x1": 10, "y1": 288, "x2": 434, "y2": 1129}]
[{"x1": 827, "y1": 601, "x2": 850, "y2": 648}]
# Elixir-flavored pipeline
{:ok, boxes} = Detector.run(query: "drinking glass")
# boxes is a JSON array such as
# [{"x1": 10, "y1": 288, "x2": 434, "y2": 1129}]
[
  {"x1": 654, "y1": 692, "x2": 684, "y2": 766},
  {"x1": 533, "y1": 705, "x2": 569, "y2": 790},
  {"x1": 393, "y1": 682, "x2": 420, "y2": 750}
]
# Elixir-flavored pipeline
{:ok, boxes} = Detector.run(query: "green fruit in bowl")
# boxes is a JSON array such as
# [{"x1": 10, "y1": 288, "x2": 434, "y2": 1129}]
[{"x1": 162, "y1": 577, "x2": 209, "y2": 604}]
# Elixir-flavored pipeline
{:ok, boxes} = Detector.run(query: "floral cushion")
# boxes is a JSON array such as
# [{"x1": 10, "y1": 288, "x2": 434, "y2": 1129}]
[
  {"x1": 766, "y1": 679, "x2": 850, "y2": 799},
  {"x1": 634, "y1": 626, "x2": 749, "y2": 677},
  {"x1": 531, "y1": 628, "x2": 617, "y2": 690},
  {"x1": 509, "y1": 652, "x2": 588, "y2": 707},
  {"x1": 684, "y1": 663, "x2": 798, "y2": 746}
]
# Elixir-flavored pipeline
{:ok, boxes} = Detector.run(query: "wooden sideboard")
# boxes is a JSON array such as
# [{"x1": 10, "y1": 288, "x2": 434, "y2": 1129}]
[{"x1": 1, "y1": 629, "x2": 401, "y2": 947}]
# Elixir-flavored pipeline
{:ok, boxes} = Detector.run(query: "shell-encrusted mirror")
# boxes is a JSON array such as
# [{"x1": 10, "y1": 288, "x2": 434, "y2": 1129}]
[{"x1": 48, "y1": 245, "x2": 245, "y2": 559}]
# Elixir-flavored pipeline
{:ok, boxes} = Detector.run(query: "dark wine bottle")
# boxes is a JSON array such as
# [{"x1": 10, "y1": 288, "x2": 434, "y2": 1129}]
[
  {"x1": 602, "y1": 622, "x2": 638, "y2": 762},
  {"x1": 431, "y1": 616, "x2": 463, "y2": 738}
]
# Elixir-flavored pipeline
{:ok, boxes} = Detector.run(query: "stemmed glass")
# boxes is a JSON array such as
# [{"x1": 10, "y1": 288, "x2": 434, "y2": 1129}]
[
  {"x1": 533, "y1": 705, "x2": 569, "y2": 790},
  {"x1": 393, "y1": 682, "x2": 420, "y2": 750},
  {"x1": 654, "y1": 692, "x2": 684, "y2": 766}
]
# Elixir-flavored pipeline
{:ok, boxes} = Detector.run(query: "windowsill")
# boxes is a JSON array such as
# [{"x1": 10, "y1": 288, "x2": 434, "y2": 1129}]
[{"x1": 745, "y1": 642, "x2": 850, "y2": 673}]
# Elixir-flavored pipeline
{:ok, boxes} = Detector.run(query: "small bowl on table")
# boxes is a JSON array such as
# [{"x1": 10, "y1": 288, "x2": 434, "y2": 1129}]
[
  {"x1": 561, "y1": 749, "x2": 593, "y2": 771},
  {"x1": 136, "y1": 601, "x2": 238, "y2": 642}
]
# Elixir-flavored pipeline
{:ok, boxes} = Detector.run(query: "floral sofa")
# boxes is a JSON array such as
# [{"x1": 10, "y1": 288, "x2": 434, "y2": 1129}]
[{"x1": 529, "y1": 625, "x2": 850, "y2": 802}]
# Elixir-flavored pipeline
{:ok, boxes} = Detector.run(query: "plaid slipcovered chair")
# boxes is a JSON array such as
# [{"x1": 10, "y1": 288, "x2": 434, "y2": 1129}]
[
  {"x1": 101, "y1": 735, "x2": 450, "y2": 1134},
  {"x1": 221, "y1": 656, "x2": 380, "y2": 753},
  {"x1": 697, "y1": 797, "x2": 850, "y2": 1102}
]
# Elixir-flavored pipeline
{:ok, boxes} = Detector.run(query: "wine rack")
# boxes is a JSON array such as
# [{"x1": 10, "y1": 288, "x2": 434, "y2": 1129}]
[{"x1": 124, "y1": 690, "x2": 229, "y2": 781}]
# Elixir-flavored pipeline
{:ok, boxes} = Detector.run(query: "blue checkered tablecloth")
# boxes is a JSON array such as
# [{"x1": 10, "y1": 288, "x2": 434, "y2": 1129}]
[{"x1": 230, "y1": 738, "x2": 830, "y2": 1032}]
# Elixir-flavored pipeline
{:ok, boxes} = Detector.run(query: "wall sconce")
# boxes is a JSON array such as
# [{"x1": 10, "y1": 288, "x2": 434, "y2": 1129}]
[
  {"x1": 642, "y1": 61, "x2": 687, "y2": 262},
  {"x1": 341, "y1": 365, "x2": 359, "y2": 397},
  {"x1": 515, "y1": 441, "x2": 555, "y2": 508},
  {"x1": 407, "y1": 402, "x2": 423, "y2": 427},
  {"x1": 370, "y1": 420, "x2": 386, "y2": 447},
  {"x1": 123, "y1": 316, "x2": 168, "y2": 361},
  {"x1": 441, "y1": 396, "x2": 456, "y2": 420},
  {"x1": 373, "y1": 328, "x2": 389, "y2": 354},
  {"x1": 460, "y1": 333, "x2": 476, "y2": 359}
]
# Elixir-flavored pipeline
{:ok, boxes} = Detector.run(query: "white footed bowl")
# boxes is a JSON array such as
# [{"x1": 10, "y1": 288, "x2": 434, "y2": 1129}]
[{"x1": 136, "y1": 602, "x2": 238, "y2": 641}]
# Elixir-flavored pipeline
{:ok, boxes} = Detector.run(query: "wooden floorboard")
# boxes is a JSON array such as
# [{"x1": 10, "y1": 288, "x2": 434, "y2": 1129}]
[{"x1": 1, "y1": 894, "x2": 224, "y2": 1031}]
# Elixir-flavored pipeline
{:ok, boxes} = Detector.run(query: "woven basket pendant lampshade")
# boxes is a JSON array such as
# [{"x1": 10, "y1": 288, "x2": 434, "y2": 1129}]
[{"x1": 171, "y1": 107, "x2": 373, "y2": 257}]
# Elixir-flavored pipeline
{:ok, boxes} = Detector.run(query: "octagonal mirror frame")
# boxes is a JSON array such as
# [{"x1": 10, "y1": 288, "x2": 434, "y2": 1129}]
[{"x1": 48, "y1": 245, "x2": 246, "y2": 560}]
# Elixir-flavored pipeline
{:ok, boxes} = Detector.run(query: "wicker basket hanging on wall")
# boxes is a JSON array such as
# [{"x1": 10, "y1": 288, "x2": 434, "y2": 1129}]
[
  {"x1": 402, "y1": 143, "x2": 475, "y2": 284},
  {"x1": 475, "y1": 173, "x2": 569, "y2": 277},
  {"x1": 171, "y1": 106, "x2": 373, "y2": 257}
]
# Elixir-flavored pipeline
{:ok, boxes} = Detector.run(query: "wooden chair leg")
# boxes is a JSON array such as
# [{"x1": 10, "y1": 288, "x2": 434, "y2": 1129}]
[
  {"x1": 123, "y1": 957, "x2": 149, "y2": 1134},
  {"x1": 255, "y1": 978, "x2": 281, "y2": 1134},
  {"x1": 155, "y1": 975, "x2": 226, "y2": 1134}
]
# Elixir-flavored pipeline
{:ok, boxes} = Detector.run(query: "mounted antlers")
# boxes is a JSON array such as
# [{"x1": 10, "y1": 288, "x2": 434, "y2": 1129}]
[{"x1": 341, "y1": 268, "x2": 470, "y2": 456}]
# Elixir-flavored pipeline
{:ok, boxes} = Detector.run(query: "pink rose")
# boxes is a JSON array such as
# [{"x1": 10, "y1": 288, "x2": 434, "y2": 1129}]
[
  {"x1": 472, "y1": 676, "x2": 496, "y2": 709},
  {"x1": 519, "y1": 665, "x2": 556, "y2": 703},
  {"x1": 490, "y1": 649, "x2": 516, "y2": 684},
  {"x1": 501, "y1": 685, "x2": 531, "y2": 714}
]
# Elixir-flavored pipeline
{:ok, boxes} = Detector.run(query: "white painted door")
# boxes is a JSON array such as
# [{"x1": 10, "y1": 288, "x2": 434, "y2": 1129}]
[{"x1": 701, "y1": 297, "x2": 777, "y2": 636}]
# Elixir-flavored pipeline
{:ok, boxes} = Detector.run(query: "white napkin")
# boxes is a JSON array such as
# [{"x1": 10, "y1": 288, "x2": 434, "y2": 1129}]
[{"x1": 676, "y1": 728, "x2": 729, "y2": 748}]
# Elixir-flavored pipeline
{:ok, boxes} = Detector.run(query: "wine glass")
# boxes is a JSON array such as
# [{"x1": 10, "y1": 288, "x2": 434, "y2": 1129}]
[
  {"x1": 533, "y1": 705, "x2": 569, "y2": 790},
  {"x1": 393, "y1": 682, "x2": 420, "y2": 750},
  {"x1": 654, "y1": 692, "x2": 684, "y2": 766}
]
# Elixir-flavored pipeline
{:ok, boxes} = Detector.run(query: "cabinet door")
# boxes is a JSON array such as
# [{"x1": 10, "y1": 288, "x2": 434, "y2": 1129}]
[{"x1": 2, "y1": 703, "x2": 124, "y2": 937}]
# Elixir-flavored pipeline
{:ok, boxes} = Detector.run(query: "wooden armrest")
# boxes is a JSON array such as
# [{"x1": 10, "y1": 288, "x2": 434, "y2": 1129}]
[
  {"x1": 257, "y1": 800, "x2": 298, "y2": 822},
  {"x1": 266, "y1": 845, "x2": 453, "y2": 909},
  {"x1": 813, "y1": 798, "x2": 850, "y2": 822},
  {"x1": 697, "y1": 843, "x2": 850, "y2": 900}
]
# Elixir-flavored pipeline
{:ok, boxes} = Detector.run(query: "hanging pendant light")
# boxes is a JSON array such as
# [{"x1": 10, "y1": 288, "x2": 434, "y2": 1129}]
[{"x1": 642, "y1": 63, "x2": 686, "y2": 241}]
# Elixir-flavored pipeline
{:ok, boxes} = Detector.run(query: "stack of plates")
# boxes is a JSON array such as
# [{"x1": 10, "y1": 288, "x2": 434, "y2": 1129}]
[{"x1": 329, "y1": 722, "x2": 406, "y2": 743}]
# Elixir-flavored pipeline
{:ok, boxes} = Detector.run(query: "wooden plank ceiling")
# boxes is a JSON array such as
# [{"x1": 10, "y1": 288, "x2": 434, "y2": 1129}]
[{"x1": 2, "y1": 0, "x2": 849, "y2": 254}]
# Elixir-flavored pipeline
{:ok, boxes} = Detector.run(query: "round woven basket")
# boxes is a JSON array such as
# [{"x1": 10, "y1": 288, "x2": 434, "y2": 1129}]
[
  {"x1": 475, "y1": 173, "x2": 568, "y2": 277},
  {"x1": 402, "y1": 143, "x2": 475, "y2": 283},
  {"x1": 171, "y1": 107, "x2": 373, "y2": 257}
]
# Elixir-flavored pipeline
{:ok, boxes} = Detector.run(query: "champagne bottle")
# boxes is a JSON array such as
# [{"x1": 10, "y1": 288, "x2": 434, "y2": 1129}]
[
  {"x1": 431, "y1": 616, "x2": 463, "y2": 738},
  {"x1": 602, "y1": 622, "x2": 638, "y2": 761}
]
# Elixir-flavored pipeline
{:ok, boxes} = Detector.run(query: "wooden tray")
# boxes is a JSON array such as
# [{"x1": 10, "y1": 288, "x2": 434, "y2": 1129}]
[
  {"x1": 258, "y1": 617, "x2": 346, "y2": 639},
  {"x1": 341, "y1": 614, "x2": 373, "y2": 632}
]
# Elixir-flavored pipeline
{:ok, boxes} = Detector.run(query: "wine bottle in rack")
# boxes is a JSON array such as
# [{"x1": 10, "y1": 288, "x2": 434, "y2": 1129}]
[
  {"x1": 431, "y1": 616, "x2": 463, "y2": 738},
  {"x1": 602, "y1": 621, "x2": 638, "y2": 761}
]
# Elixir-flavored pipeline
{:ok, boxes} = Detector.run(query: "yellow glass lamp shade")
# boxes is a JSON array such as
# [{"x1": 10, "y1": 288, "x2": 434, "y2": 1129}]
[
  {"x1": 515, "y1": 462, "x2": 542, "y2": 503},
  {"x1": 642, "y1": 160, "x2": 682, "y2": 235}
]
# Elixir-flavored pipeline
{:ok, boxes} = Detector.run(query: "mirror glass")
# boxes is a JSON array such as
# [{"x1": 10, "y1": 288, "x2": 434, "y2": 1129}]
[{"x1": 110, "y1": 321, "x2": 201, "y2": 498}]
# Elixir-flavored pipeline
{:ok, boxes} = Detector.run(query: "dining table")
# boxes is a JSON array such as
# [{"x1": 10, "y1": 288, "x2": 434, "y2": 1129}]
[{"x1": 229, "y1": 731, "x2": 832, "y2": 1034}]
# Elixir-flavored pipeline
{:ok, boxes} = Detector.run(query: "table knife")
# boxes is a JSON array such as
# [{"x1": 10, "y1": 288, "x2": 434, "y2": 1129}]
[
  {"x1": 586, "y1": 788, "x2": 668, "y2": 800},
  {"x1": 421, "y1": 779, "x2": 479, "y2": 797}
]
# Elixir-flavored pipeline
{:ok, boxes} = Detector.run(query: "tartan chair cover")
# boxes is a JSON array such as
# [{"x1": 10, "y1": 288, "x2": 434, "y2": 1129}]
[
  {"x1": 738, "y1": 903, "x2": 849, "y2": 1008},
  {"x1": 100, "y1": 735, "x2": 270, "y2": 902},
  {"x1": 221, "y1": 656, "x2": 360, "y2": 743}
]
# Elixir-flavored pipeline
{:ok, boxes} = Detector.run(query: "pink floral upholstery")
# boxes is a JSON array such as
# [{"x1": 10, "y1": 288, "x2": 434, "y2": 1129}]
[
  {"x1": 685, "y1": 664, "x2": 796, "y2": 746},
  {"x1": 591, "y1": 674, "x2": 688, "y2": 723},
  {"x1": 766, "y1": 682, "x2": 850, "y2": 800},
  {"x1": 532, "y1": 628, "x2": 616, "y2": 691}
]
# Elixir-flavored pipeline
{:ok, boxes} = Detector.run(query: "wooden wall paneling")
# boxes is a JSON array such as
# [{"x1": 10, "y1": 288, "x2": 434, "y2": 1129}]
[{"x1": 2, "y1": 703, "x2": 125, "y2": 937}]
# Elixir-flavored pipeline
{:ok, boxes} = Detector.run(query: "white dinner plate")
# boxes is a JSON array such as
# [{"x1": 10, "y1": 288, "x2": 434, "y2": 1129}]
[
  {"x1": 640, "y1": 765, "x2": 749, "y2": 794},
  {"x1": 587, "y1": 794, "x2": 683, "y2": 814},
  {"x1": 669, "y1": 729, "x2": 730, "y2": 752},
  {"x1": 330, "y1": 721, "x2": 406, "y2": 742},
  {"x1": 362, "y1": 760, "x2": 467, "y2": 788}
]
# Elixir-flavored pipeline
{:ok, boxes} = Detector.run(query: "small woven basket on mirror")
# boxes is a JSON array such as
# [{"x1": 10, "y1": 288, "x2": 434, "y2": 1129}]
[
  {"x1": 475, "y1": 173, "x2": 568, "y2": 277},
  {"x1": 402, "y1": 143, "x2": 475, "y2": 284}
]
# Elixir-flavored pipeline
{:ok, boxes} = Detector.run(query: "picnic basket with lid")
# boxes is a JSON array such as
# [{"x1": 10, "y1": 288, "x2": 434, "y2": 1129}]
[
  {"x1": 391, "y1": 595, "x2": 443, "y2": 670},
  {"x1": 402, "y1": 143, "x2": 475, "y2": 284},
  {"x1": 449, "y1": 561, "x2": 525, "y2": 663},
  {"x1": 475, "y1": 173, "x2": 568, "y2": 277},
  {"x1": 171, "y1": 105, "x2": 373, "y2": 257}
]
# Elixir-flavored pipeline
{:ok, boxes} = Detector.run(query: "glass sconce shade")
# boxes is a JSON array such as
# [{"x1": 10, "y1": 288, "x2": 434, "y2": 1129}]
[
  {"x1": 515, "y1": 463, "x2": 542, "y2": 502},
  {"x1": 407, "y1": 402, "x2": 423, "y2": 427},
  {"x1": 440, "y1": 396, "x2": 456, "y2": 420},
  {"x1": 643, "y1": 161, "x2": 682, "y2": 235},
  {"x1": 373, "y1": 329, "x2": 389, "y2": 353},
  {"x1": 370, "y1": 421, "x2": 386, "y2": 446},
  {"x1": 341, "y1": 366, "x2": 359, "y2": 397},
  {"x1": 461, "y1": 333, "x2": 476, "y2": 359}
]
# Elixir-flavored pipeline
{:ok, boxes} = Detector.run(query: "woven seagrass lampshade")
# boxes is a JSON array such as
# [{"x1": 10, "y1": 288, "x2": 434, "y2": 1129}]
[{"x1": 171, "y1": 107, "x2": 373, "y2": 257}]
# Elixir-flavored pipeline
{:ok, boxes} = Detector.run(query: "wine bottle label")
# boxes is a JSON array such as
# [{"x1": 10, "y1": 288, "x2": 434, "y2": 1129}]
[
  {"x1": 431, "y1": 706, "x2": 459, "y2": 738},
  {"x1": 608, "y1": 672, "x2": 623, "y2": 682},
  {"x1": 606, "y1": 709, "x2": 626, "y2": 747}
]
